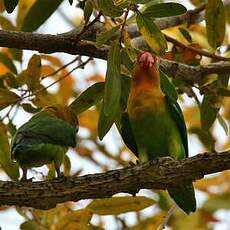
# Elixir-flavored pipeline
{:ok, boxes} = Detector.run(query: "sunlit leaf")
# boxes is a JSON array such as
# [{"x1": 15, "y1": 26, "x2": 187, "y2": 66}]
[
  {"x1": 98, "y1": 0, "x2": 123, "y2": 18},
  {"x1": 0, "y1": 123, "x2": 19, "y2": 180},
  {"x1": 205, "y1": 0, "x2": 225, "y2": 48},
  {"x1": 0, "y1": 16, "x2": 17, "y2": 30},
  {"x1": 21, "y1": 54, "x2": 41, "y2": 91},
  {"x1": 143, "y1": 3, "x2": 187, "y2": 18},
  {"x1": 56, "y1": 209, "x2": 92, "y2": 230},
  {"x1": 21, "y1": 0, "x2": 63, "y2": 32},
  {"x1": 3, "y1": 0, "x2": 19, "y2": 13},
  {"x1": 136, "y1": 13, "x2": 167, "y2": 54},
  {"x1": 70, "y1": 82, "x2": 105, "y2": 115},
  {"x1": 203, "y1": 193, "x2": 230, "y2": 212},
  {"x1": 87, "y1": 196, "x2": 156, "y2": 215},
  {"x1": 96, "y1": 26, "x2": 120, "y2": 47}
]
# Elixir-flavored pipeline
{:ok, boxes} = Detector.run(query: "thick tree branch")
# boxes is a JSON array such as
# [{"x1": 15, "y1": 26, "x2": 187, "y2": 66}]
[{"x1": 0, "y1": 151, "x2": 230, "y2": 210}]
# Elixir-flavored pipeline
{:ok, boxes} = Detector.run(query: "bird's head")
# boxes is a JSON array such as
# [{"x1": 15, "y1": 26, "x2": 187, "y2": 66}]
[
  {"x1": 132, "y1": 52, "x2": 160, "y2": 87},
  {"x1": 137, "y1": 52, "x2": 158, "y2": 71},
  {"x1": 44, "y1": 104, "x2": 79, "y2": 131}
]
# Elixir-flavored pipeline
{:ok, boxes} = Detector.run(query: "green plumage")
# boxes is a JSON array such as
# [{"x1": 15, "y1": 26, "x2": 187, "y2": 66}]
[
  {"x1": 11, "y1": 104, "x2": 78, "y2": 180},
  {"x1": 120, "y1": 52, "x2": 196, "y2": 214}
]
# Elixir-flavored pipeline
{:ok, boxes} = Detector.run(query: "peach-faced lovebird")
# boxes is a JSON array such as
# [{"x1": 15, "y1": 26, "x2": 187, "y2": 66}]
[
  {"x1": 120, "y1": 52, "x2": 196, "y2": 214},
  {"x1": 11, "y1": 104, "x2": 78, "y2": 180}
]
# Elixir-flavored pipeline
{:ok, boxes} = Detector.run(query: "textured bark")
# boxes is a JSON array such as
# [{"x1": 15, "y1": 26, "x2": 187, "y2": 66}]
[{"x1": 0, "y1": 151, "x2": 229, "y2": 210}]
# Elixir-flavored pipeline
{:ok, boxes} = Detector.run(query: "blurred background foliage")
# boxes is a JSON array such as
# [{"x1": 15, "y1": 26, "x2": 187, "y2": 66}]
[{"x1": 0, "y1": 0, "x2": 230, "y2": 229}]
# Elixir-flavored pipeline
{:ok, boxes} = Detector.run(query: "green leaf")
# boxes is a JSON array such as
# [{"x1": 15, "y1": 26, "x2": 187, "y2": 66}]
[
  {"x1": 20, "y1": 220, "x2": 39, "y2": 230},
  {"x1": 103, "y1": 42, "x2": 121, "y2": 116},
  {"x1": 21, "y1": 103, "x2": 41, "y2": 114},
  {"x1": 160, "y1": 70, "x2": 178, "y2": 102},
  {"x1": 0, "y1": 53, "x2": 17, "y2": 74},
  {"x1": 21, "y1": 0, "x2": 63, "y2": 32},
  {"x1": 96, "y1": 26, "x2": 120, "y2": 47},
  {"x1": 121, "y1": 49, "x2": 134, "y2": 72},
  {"x1": 120, "y1": 75, "x2": 131, "y2": 111},
  {"x1": 64, "y1": 155, "x2": 71, "y2": 176},
  {"x1": 217, "y1": 114, "x2": 228, "y2": 135},
  {"x1": 3, "y1": 0, "x2": 19, "y2": 13},
  {"x1": 87, "y1": 196, "x2": 156, "y2": 215},
  {"x1": 136, "y1": 13, "x2": 167, "y2": 54},
  {"x1": 205, "y1": 0, "x2": 225, "y2": 48},
  {"x1": 143, "y1": 3, "x2": 187, "y2": 18},
  {"x1": 0, "y1": 89, "x2": 20, "y2": 110},
  {"x1": 70, "y1": 82, "x2": 105, "y2": 115},
  {"x1": 98, "y1": 0, "x2": 123, "y2": 18},
  {"x1": 98, "y1": 101, "x2": 120, "y2": 140},
  {"x1": 0, "y1": 123, "x2": 19, "y2": 181},
  {"x1": 200, "y1": 95, "x2": 218, "y2": 131},
  {"x1": 84, "y1": 0, "x2": 94, "y2": 23},
  {"x1": 179, "y1": 27, "x2": 192, "y2": 43}
]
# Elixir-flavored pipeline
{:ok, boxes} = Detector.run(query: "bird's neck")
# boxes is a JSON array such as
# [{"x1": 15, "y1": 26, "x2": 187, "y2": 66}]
[{"x1": 132, "y1": 65, "x2": 161, "y2": 91}]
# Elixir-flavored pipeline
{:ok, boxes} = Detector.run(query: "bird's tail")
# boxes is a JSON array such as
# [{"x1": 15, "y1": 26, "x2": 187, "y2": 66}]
[{"x1": 167, "y1": 183, "x2": 196, "y2": 215}]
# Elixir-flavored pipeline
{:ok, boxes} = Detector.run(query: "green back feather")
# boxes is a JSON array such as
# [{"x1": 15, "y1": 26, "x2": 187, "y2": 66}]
[{"x1": 11, "y1": 111, "x2": 76, "y2": 154}]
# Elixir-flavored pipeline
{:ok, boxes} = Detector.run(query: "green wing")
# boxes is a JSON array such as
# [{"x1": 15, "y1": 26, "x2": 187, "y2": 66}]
[
  {"x1": 11, "y1": 111, "x2": 76, "y2": 151},
  {"x1": 166, "y1": 96, "x2": 188, "y2": 156},
  {"x1": 119, "y1": 112, "x2": 139, "y2": 158}
]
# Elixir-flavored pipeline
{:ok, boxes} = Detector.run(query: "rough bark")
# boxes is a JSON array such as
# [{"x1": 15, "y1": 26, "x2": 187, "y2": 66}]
[{"x1": 0, "y1": 151, "x2": 229, "y2": 210}]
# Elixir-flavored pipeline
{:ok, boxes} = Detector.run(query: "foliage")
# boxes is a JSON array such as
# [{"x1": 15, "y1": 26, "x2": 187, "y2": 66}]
[{"x1": 0, "y1": 0, "x2": 229, "y2": 229}]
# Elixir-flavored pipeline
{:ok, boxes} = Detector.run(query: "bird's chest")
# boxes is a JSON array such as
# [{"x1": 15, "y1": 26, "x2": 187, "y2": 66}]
[{"x1": 128, "y1": 90, "x2": 171, "y2": 159}]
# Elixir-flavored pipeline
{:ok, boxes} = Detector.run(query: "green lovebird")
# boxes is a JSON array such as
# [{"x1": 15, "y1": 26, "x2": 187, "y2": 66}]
[
  {"x1": 120, "y1": 52, "x2": 196, "y2": 214},
  {"x1": 11, "y1": 104, "x2": 78, "y2": 180}
]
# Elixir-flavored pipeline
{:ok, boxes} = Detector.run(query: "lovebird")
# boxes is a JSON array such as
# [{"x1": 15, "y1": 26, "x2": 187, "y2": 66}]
[
  {"x1": 11, "y1": 104, "x2": 78, "y2": 180},
  {"x1": 120, "y1": 52, "x2": 196, "y2": 214}
]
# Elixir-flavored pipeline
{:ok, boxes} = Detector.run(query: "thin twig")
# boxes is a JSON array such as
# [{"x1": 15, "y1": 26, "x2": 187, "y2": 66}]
[
  {"x1": 22, "y1": 57, "x2": 92, "y2": 101},
  {"x1": 164, "y1": 34, "x2": 230, "y2": 61},
  {"x1": 41, "y1": 55, "x2": 80, "y2": 79},
  {"x1": 119, "y1": 10, "x2": 129, "y2": 45},
  {"x1": 75, "y1": 12, "x2": 102, "y2": 42},
  {"x1": 158, "y1": 205, "x2": 176, "y2": 230}
]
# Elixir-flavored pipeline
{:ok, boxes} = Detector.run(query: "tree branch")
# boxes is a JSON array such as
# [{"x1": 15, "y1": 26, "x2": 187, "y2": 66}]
[{"x1": 0, "y1": 151, "x2": 230, "y2": 210}]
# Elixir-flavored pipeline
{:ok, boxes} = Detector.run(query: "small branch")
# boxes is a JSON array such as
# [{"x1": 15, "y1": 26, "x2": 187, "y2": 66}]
[
  {"x1": 0, "y1": 151, "x2": 230, "y2": 210},
  {"x1": 164, "y1": 34, "x2": 230, "y2": 61}
]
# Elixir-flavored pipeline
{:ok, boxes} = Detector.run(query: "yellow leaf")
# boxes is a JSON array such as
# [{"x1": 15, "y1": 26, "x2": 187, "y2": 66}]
[
  {"x1": 21, "y1": 54, "x2": 41, "y2": 91},
  {"x1": 55, "y1": 209, "x2": 92, "y2": 230},
  {"x1": 0, "y1": 0, "x2": 5, "y2": 13},
  {"x1": 41, "y1": 54, "x2": 63, "y2": 67},
  {"x1": 87, "y1": 196, "x2": 156, "y2": 215},
  {"x1": 0, "y1": 88, "x2": 20, "y2": 110},
  {"x1": 136, "y1": 13, "x2": 167, "y2": 55},
  {"x1": 16, "y1": 0, "x2": 35, "y2": 28}
]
